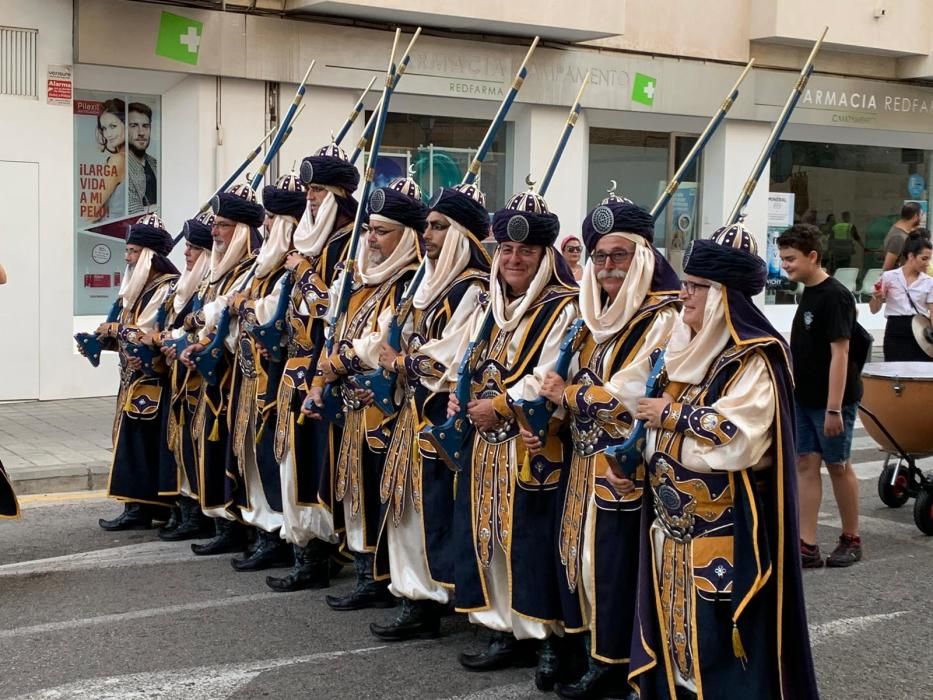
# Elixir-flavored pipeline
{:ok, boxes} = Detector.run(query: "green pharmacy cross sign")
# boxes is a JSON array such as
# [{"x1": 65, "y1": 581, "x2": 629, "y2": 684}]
[
  {"x1": 631, "y1": 73, "x2": 657, "y2": 107},
  {"x1": 155, "y1": 12, "x2": 203, "y2": 66}
]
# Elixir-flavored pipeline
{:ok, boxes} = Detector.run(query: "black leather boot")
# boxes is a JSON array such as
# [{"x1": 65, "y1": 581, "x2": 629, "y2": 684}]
[
  {"x1": 190, "y1": 518, "x2": 248, "y2": 556},
  {"x1": 325, "y1": 553, "x2": 397, "y2": 611},
  {"x1": 458, "y1": 631, "x2": 538, "y2": 672},
  {"x1": 369, "y1": 598, "x2": 442, "y2": 641},
  {"x1": 266, "y1": 541, "x2": 332, "y2": 592},
  {"x1": 556, "y1": 656, "x2": 631, "y2": 699},
  {"x1": 157, "y1": 505, "x2": 181, "y2": 537},
  {"x1": 536, "y1": 636, "x2": 563, "y2": 691},
  {"x1": 231, "y1": 529, "x2": 293, "y2": 571},
  {"x1": 159, "y1": 498, "x2": 213, "y2": 542},
  {"x1": 98, "y1": 503, "x2": 153, "y2": 531}
]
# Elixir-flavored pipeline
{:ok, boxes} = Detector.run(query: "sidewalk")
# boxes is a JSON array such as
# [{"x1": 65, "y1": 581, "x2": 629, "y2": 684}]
[
  {"x1": 0, "y1": 397, "x2": 115, "y2": 495},
  {"x1": 0, "y1": 393, "x2": 903, "y2": 498}
]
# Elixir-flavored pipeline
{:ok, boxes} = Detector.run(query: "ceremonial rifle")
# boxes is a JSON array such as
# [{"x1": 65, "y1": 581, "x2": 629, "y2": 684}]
[
  {"x1": 514, "y1": 58, "x2": 758, "y2": 443},
  {"x1": 316, "y1": 29, "x2": 414, "y2": 422},
  {"x1": 605, "y1": 28, "x2": 828, "y2": 478},
  {"x1": 359, "y1": 36, "x2": 541, "y2": 416},
  {"x1": 188, "y1": 60, "x2": 317, "y2": 384},
  {"x1": 349, "y1": 29, "x2": 422, "y2": 165},
  {"x1": 160, "y1": 101, "x2": 309, "y2": 362},
  {"x1": 245, "y1": 77, "x2": 380, "y2": 363},
  {"x1": 422, "y1": 71, "x2": 589, "y2": 473}
]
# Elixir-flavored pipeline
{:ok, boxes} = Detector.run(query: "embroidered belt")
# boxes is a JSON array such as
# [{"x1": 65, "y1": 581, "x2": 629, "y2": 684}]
[{"x1": 648, "y1": 453, "x2": 733, "y2": 544}]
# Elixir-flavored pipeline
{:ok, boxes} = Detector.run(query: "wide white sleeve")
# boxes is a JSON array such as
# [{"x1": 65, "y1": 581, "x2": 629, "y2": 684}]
[
  {"x1": 679, "y1": 352, "x2": 775, "y2": 473},
  {"x1": 604, "y1": 306, "x2": 679, "y2": 416},
  {"x1": 197, "y1": 268, "x2": 252, "y2": 344},
  {"x1": 506, "y1": 302, "x2": 579, "y2": 404},
  {"x1": 440, "y1": 304, "x2": 485, "y2": 386},
  {"x1": 134, "y1": 284, "x2": 171, "y2": 333},
  {"x1": 253, "y1": 278, "x2": 283, "y2": 326},
  {"x1": 417, "y1": 283, "x2": 485, "y2": 393},
  {"x1": 351, "y1": 304, "x2": 399, "y2": 371}
]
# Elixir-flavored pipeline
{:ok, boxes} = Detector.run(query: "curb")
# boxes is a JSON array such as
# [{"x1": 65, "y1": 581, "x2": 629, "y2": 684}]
[{"x1": 8, "y1": 463, "x2": 110, "y2": 496}]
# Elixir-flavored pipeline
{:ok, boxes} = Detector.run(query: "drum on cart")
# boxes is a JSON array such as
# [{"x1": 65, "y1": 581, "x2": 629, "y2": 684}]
[{"x1": 859, "y1": 362, "x2": 933, "y2": 535}]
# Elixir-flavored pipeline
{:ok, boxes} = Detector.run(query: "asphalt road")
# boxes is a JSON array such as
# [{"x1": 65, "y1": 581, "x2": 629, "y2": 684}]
[{"x1": 1, "y1": 474, "x2": 931, "y2": 700}]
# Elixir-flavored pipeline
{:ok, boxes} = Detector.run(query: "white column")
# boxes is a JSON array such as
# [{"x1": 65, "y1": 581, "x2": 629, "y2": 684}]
[
  {"x1": 699, "y1": 120, "x2": 771, "y2": 254},
  {"x1": 511, "y1": 104, "x2": 589, "y2": 244}
]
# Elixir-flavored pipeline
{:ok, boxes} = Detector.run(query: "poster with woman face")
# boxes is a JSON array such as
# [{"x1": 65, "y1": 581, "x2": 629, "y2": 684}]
[{"x1": 73, "y1": 90, "x2": 161, "y2": 315}]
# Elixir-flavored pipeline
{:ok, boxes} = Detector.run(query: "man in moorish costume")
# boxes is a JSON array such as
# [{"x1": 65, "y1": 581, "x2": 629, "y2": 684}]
[
  {"x1": 525, "y1": 196, "x2": 680, "y2": 699},
  {"x1": 98, "y1": 214, "x2": 179, "y2": 530},
  {"x1": 179, "y1": 185, "x2": 264, "y2": 555},
  {"x1": 628, "y1": 223, "x2": 818, "y2": 700},
  {"x1": 155, "y1": 212, "x2": 216, "y2": 541},
  {"x1": 449, "y1": 187, "x2": 578, "y2": 691},
  {"x1": 1, "y1": 462, "x2": 19, "y2": 520},
  {"x1": 222, "y1": 172, "x2": 308, "y2": 571},
  {"x1": 265, "y1": 144, "x2": 359, "y2": 593},
  {"x1": 311, "y1": 176, "x2": 425, "y2": 611},
  {"x1": 369, "y1": 183, "x2": 491, "y2": 640}
]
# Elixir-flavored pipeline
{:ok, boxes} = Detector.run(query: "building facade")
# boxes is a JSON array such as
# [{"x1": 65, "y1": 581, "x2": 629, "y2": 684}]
[{"x1": 2, "y1": 0, "x2": 933, "y2": 399}]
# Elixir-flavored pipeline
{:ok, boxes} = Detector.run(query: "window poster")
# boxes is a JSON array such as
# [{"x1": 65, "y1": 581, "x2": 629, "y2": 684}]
[{"x1": 73, "y1": 90, "x2": 161, "y2": 315}]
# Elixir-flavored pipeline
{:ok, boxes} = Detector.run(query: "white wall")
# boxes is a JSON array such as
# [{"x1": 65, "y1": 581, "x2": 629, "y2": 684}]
[{"x1": 0, "y1": 0, "x2": 81, "y2": 400}]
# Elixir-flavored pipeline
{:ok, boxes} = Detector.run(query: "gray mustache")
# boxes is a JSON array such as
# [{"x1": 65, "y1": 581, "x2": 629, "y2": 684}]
[{"x1": 596, "y1": 269, "x2": 627, "y2": 281}]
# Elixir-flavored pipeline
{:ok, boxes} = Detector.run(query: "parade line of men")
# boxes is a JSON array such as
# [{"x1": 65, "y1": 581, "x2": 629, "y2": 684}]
[{"x1": 84, "y1": 138, "x2": 819, "y2": 699}]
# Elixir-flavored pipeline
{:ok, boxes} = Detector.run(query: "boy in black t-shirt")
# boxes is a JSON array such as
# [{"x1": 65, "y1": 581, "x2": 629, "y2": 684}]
[{"x1": 779, "y1": 224, "x2": 863, "y2": 568}]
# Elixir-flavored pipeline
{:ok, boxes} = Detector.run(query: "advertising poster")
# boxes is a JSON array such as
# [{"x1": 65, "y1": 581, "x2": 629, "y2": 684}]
[
  {"x1": 73, "y1": 90, "x2": 161, "y2": 315},
  {"x1": 766, "y1": 192, "x2": 795, "y2": 301}
]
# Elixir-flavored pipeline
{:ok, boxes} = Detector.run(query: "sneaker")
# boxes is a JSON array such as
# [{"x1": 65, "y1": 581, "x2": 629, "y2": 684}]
[
  {"x1": 826, "y1": 534, "x2": 862, "y2": 568},
  {"x1": 800, "y1": 541, "x2": 824, "y2": 569}
]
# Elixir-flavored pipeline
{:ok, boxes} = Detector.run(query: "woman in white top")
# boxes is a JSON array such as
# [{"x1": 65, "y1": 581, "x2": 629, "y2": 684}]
[{"x1": 869, "y1": 231, "x2": 933, "y2": 361}]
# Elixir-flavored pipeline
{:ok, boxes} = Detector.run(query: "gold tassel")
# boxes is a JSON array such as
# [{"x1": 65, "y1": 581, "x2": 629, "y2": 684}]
[
  {"x1": 297, "y1": 414, "x2": 306, "y2": 425},
  {"x1": 732, "y1": 624, "x2": 747, "y2": 664},
  {"x1": 519, "y1": 452, "x2": 533, "y2": 483},
  {"x1": 453, "y1": 471, "x2": 458, "y2": 499},
  {"x1": 178, "y1": 406, "x2": 185, "y2": 427},
  {"x1": 208, "y1": 416, "x2": 221, "y2": 442}
]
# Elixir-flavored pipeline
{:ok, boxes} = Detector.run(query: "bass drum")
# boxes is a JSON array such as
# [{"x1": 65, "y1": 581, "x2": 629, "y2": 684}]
[{"x1": 860, "y1": 362, "x2": 933, "y2": 455}]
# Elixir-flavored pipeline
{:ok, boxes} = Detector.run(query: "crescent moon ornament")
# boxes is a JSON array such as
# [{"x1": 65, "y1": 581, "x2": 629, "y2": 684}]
[
  {"x1": 608, "y1": 179, "x2": 617, "y2": 196},
  {"x1": 409, "y1": 163, "x2": 417, "y2": 178},
  {"x1": 525, "y1": 173, "x2": 536, "y2": 189}
]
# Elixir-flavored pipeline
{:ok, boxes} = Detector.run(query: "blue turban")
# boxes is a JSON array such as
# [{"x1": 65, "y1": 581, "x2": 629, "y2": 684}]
[
  {"x1": 683, "y1": 238, "x2": 767, "y2": 297},
  {"x1": 182, "y1": 217, "x2": 214, "y2": 250},
  {"x1": 210, "y1": 191, "x2": 265, "y2": 229},
  {"x1": 262, "y1": 185, "x2": 306, "y2": 220},
  {"x1": 367, "y1": 185, "x2": 428, "y2": 234}
]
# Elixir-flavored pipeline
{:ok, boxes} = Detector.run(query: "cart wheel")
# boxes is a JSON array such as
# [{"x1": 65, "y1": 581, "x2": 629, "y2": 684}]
[
  {"x1": 912, "y1": 489, "x2": 933, "y2": 536},
  {"x1": 878, "y1": 461, "x2": 910, "y2": 508}
]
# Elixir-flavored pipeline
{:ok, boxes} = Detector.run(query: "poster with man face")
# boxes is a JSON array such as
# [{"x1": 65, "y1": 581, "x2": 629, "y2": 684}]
[{"x1": 73, "y1": 90, "x2": 161, "y2": 315}]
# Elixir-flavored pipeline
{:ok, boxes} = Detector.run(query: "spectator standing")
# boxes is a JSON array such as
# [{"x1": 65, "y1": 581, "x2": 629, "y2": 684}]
[
  {"x1": 778, "y1": 224, "x2": 863, "y2": 568},
  {"x1": 869, "y1": 232, "x2": 933, "y2": 361},
  {"x1": 882, "y1": 202, "x2": 922, "y2": 270},
  {"x1": 559, "y1": 235, "x2": 585, "y2": 281}
]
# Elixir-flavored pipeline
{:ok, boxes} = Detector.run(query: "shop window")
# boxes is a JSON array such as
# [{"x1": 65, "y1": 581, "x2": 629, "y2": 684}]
[
  {"x1": 767, "y1": 141, "x2": 932, "y2": 304},
  {"x1": 587, "y1": 128, "x2": 700, "y2": 267},
  {"x1": 369, "y1": 112, "x2": 511, "y2": 224}
]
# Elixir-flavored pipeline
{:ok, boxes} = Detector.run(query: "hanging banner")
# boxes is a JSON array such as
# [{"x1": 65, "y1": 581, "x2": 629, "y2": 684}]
[{"x1": 73, "y1": 90, "x2": 161, "y2": 315}]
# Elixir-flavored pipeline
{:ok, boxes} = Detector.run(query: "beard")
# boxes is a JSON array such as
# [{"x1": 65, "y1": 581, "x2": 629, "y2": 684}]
[
  {"x1": 128, "y1": 143, "x2": 148, "y2": 158},
  {"x1": 213, "y1": 240, "x2": 228, "y2": 255},
  {"x1": 597, "y1": 269, "x2": 627, "y2": 281},
  {"x1": 368, "y1": 246, "x2": 386, "y2": 265}
]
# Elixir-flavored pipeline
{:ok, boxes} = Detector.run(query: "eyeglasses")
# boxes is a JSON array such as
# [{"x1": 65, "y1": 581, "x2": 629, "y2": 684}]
[
  {"x1": 681, "y1": 280, "x2": 712, "y2": 296},
  {"x1": 592, "y1": 250, "x2": 632, "y2": 265},
  {"x1": 367, "y1": 225, "x2": 401, "y2": 237},
  {"x1": 564, "y1": 246, "x2": 583, "y2": 254},
  {"x1": 211, "y1": 221, "x2": 236, "y2": 231}
]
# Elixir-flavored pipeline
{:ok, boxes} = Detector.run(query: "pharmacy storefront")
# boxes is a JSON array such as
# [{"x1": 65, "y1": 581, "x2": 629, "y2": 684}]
[{"x1": 5, "y1": 0, "x2": 933, "y2": 399}]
